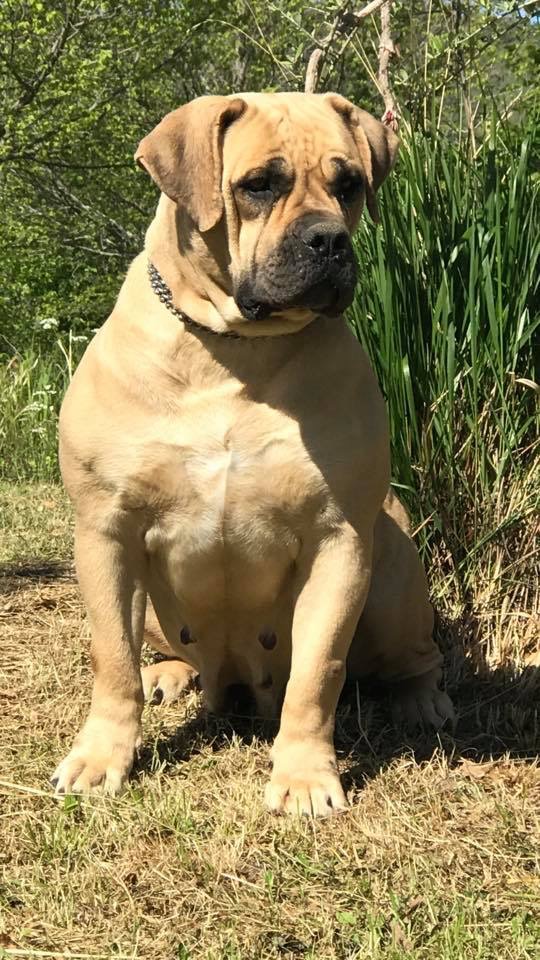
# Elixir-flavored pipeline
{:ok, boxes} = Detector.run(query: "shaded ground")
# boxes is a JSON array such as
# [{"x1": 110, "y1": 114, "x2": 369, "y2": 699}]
[{"x1": 1, "y1": 485, "x2": 539, "y2": 959}]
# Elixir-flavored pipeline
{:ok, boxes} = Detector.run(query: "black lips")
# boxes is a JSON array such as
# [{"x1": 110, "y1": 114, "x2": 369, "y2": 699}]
[{"x1": 235, "y1": 213, "x2": 358, "y2": 321}]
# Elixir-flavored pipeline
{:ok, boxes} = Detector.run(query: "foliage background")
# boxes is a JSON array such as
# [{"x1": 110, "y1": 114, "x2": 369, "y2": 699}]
[{"x1": 1, "y1": 0, "x2": 538, "y2": 350}]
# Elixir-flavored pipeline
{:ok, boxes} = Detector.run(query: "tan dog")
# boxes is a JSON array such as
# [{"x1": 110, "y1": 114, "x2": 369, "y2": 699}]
[{"x1": 52, "y1": 93, "x2": 454, "y2": 816}]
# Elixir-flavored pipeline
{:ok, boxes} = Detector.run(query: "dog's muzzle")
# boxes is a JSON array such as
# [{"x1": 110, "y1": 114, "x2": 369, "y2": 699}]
[{"x1": 235, "y1": 213, "x2": 358, "y2": 322}]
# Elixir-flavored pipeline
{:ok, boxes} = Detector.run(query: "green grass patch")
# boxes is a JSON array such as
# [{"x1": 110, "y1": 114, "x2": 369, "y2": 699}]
[
  {"x1": 0, "y1": 482, "x2": 72, "y2": 568},
  {"x1": 351, "y1": 127, "x2": 539, "y2": 581},
  {"x1": 0, "y1": 339, "x2": 76, "y2": 484}
]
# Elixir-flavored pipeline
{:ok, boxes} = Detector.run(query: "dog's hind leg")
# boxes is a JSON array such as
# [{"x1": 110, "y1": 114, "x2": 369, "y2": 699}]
[
  {"x1": 347, "y1": 492, "x2": 455, "y2": 730},
  {"x1": 141, "y1": 601, "x2": 198, "y2": 705}
]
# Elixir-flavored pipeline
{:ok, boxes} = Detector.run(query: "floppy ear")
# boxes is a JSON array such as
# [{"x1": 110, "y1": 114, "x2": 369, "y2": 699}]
[
  {"x1": 135, "y1": 96, "x2": 246, "y2": 232},
  {"x1": 325, "y1": 93, "x2": 399, "y2": 223}
]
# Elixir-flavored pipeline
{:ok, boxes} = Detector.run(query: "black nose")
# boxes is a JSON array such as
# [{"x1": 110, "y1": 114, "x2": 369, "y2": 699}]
[{"x1": 302, "y1": 221, "x2": 350, "y2": 258}]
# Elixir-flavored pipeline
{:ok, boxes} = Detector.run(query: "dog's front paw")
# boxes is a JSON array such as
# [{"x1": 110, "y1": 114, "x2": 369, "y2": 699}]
[
  {"x1": 391, "y1": 667, "x2": 455, "y2": 730},
  {"x1": 265, "y1": 742, "x2": 349, "y2": 817},
  {"x1": 51, "y1": 717, "x2": 142, "y2": 795}
]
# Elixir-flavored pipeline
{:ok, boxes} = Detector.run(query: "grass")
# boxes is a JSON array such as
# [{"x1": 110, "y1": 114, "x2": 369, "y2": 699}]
[
  {"x1": 0, "y1": 483, "x2": 72, "y2": 568},
  {"x1": 350, "y1": 125, "x2": 540, "y2": 669},
  {"x1": 1, "y1": 486, "x2": 540, "y2": 960},
  {"x1": 0, "y1": 340, "x2": 76, "y2": 485}
]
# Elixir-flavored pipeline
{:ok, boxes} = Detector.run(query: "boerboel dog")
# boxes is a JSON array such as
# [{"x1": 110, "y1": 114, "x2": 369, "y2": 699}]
[{"x1": 52, "y1": 93, "x2": 454, "y2": 816}]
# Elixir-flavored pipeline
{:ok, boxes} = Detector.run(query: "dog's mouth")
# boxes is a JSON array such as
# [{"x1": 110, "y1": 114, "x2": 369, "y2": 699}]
[
  {"x1": 234, "y1": 216, "x2": 358, "y2": 323},
  {"x1": 235, "y1": 278, "x2": 351, "y2": 323}
]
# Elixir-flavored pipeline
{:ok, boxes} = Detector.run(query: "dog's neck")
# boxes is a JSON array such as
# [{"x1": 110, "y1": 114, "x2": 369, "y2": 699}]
[{"x1": 143, "y1": 196, "x2": 316, "y2": 339}]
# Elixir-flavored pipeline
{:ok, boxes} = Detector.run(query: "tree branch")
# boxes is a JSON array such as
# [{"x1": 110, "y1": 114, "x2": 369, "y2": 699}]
[
  {"x1": 10, "y1": 8, "x2": 77, "y2": 115},
  {"x1": 377, "y1": 1, "x2": 399, "y2": 129},
  {"x1": 304, "y1": 0, "x2": 399, "y2": 132},
  {"x1": 304, "y1": 1, "x2": 351, "y2": 94}
]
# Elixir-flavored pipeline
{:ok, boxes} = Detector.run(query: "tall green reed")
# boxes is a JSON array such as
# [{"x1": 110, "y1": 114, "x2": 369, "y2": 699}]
[{"x1": 350, "y1": 125, "x2": 539, "y2": 594}]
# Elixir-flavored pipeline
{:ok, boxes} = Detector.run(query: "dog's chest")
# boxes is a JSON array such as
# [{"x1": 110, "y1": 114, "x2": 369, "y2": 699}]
[{"x1": 139, "y1": 396, "x2": 324, "y2": 610}]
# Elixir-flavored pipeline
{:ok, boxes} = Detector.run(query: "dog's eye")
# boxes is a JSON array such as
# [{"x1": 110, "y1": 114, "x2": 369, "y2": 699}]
[
  {"x1": 335, "y1": 175, "x2": 363, "y2": 206},
  {"x1": 242, "y1": 176, "x2": 273, "y2": 198}
]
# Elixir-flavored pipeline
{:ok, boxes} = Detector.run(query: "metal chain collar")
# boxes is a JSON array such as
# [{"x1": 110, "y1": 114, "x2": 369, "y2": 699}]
[{"x1": 148, "y1": 261, "x2": 265, "y2": 340}]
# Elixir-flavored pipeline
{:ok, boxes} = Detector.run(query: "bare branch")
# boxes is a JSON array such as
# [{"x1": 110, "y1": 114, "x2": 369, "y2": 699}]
[
  {"x1": 0, "y1": 153, "x2": 131, "y2": 170},
  {"x1": 378, "y1": 1, "x2": 399, "y2": 129},
  {"x1": 343, "y1": 0, "x2": 388, "y2": 27},
  {"x1": 304, "y1": 0, "x2": 390, "y2": 99},
  {"x1": 304, "y1": 48, "x2": 324, "y2": 94},
  {"x1": 304, "y1": 0, "x2": 350, "y2": 93}
]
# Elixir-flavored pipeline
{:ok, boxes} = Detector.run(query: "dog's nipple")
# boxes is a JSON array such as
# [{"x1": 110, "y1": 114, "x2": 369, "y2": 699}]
[{"x1": 259, "y1": 630, "x2": 277, "y2": 650}]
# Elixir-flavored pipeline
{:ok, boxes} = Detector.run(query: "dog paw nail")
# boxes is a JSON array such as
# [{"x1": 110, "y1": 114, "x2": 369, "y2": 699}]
[{"x1": 50, "y1": 777, "x2": 59, "y2": 788}]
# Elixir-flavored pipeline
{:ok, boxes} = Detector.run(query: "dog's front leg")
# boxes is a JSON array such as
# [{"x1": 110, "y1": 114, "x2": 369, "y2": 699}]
[
  {"x1": 265, "y1": 526, "x2": 371, "y2": 817},
  {"x1": 51, "y1": 520, "x2": 146, "y2": 795}
]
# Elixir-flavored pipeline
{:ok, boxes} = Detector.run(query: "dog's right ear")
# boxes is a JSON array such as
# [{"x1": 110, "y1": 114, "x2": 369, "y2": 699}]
[{"x1": 135, "y1": 96, "x2": 246, "y2": 233}]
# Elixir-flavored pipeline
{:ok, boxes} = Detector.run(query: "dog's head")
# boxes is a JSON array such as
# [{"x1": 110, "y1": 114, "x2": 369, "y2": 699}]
[{"x1": 136, "y1": 93, "x2": 398, "y2": 330}]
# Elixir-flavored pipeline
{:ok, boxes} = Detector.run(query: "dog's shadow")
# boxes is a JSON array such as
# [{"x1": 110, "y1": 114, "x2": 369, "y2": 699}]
[
  {"x1": 135, "y1": 610, "x2": 540, "y2": 788},
  {"x1": 342, "y1": 610, "x2": 540, "y2": 790}
]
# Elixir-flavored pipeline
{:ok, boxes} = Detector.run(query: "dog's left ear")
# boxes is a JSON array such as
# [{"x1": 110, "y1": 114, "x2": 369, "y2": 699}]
[
  {"x1": 325, "y1": 93, "x2": 399, "y2": 223},
  {"x1": 135, "y1": 96, "x2": 246, "y2": 232}
]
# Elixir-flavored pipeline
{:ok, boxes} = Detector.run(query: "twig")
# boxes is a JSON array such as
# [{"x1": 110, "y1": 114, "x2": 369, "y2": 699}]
[
  {"x1": 304, "y1": 48, "x2": 324, "y2": 94},
  {"x1": 304, "y1": 0, "x2": 399, "y2": 132},
  {"x1": 345, "y1": 0, "x2": 389, "y2": 25},
  {"x1": 378, "y1": 1, "x2": 399, "y2": 129},
  {"x1": 305, "y1": 0, "x2": 387, "y2": 94},
  {"x1": 0, "y1": 779, "x2": 54, "y2": 798}
]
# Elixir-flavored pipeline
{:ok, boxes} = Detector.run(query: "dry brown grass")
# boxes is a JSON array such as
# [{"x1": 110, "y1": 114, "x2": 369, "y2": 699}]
[{"x1": 1, "y1": 485, "x2": 540, "y2": 959}]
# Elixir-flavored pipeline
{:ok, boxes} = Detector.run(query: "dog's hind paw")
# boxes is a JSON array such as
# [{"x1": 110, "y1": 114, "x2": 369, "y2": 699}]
[
  {"x1": 142, "y1": 659, "x2": 198, "y2": 705},
  {"x1": 391, "y1": 667, "x2": 455, "y2": 731}
]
